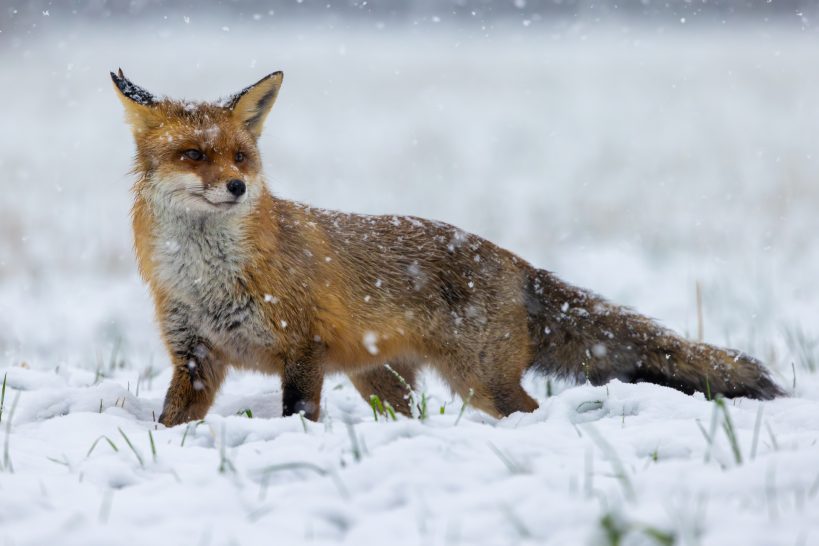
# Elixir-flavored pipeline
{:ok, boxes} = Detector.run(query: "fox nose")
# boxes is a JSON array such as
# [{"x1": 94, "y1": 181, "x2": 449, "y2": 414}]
[{"x1": 226, "y1": 179, "x2": 246, "y2": 197}]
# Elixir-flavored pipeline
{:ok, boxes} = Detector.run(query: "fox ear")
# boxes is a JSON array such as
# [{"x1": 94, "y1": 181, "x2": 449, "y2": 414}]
[
  {"x1": 225, "y1": 72, "x2": 283, "y2": 139},
  {"x1": 110, "y1": 69, "x2": 159, "y2": 133}
]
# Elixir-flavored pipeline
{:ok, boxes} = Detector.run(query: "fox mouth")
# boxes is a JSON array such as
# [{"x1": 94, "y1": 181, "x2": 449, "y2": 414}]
[{"x1": 191, "y1": 193, "x2": 242, "y2": 210}]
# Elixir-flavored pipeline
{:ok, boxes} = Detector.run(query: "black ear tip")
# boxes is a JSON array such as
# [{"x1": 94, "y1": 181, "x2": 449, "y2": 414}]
[
  {"x1": 111, "y1": 68, "x2": 127, "y2": 85},
  {"x1": 110, "y1": 69, "x2": 156, "y2": 106}
]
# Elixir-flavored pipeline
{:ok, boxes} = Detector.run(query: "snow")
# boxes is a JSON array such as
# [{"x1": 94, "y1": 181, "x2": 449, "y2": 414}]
[
  {"x1": 1, "y1": 368, "x2": 817, "y2": 545},
  {"x1": 1, "y1": 20, "x2": 819, "y2": 546},
  {"x1": 362, "y1": 331, "x2": 379, "y2": 355}
]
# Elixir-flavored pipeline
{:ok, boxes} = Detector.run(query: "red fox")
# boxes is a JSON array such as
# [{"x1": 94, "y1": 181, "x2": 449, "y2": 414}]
[{"x1": 111, "y1": 69, "x2": 782, "y2": 426}]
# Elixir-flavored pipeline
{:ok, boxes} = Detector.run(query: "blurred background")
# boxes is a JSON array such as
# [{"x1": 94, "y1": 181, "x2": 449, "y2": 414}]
[{"x1": 0, "y1": 0, "x2": 817, "y2": 381}]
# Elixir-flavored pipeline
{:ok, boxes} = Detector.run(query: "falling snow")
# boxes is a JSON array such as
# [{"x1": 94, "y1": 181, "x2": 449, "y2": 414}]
[{"x1": 0, "y1": 5, "x2": 818, "y2": 545}]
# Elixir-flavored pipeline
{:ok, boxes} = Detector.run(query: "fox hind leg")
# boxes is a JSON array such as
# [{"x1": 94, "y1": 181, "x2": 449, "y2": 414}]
[
  {"x1": 456, "y1": 373, "x2": 538, "y2": 419},
  {"x1": 486, "y1": 379, "x2": 539, "y2": 416},
  {"x1": 349, "y1": 360, "x2": 418, "y2": 417},
  {"x1": 437, "y1": 344, "x2": 538, "y2": 419}
]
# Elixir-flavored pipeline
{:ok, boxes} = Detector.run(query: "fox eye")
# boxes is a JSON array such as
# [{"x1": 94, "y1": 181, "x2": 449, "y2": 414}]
[
  {"x1": 183, "y1": 149, "x2": 205, "y2": 161},
  {"x1": 235, "y1": 151, "x2": 245, "y2": 163}
]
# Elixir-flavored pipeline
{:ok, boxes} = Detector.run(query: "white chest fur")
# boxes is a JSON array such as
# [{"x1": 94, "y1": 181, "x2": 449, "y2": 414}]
[
  {"x1": 152, "y1": 212, "x2": 244, "y2": 298},
  {"x1": 149, "y1": 209, "x2": 273, "y2": 350}
]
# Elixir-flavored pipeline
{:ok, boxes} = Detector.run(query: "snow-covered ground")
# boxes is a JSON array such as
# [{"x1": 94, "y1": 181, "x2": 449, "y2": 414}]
[{"x1": 1, "y1": 20, "x2": 818, "y2": 545}]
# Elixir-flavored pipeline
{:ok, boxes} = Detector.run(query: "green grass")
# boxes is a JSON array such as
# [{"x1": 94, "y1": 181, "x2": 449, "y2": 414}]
[
  {"x1": 46, "y1": 455, "x2": 71, "y2": 468},
  {"x1": 808, "y1": 474, "x2": 819, "y2": 499},
  {"x1": 783, "y1": 325, "x2": 817, "y2": 373},
  {"x1": 501, "y1": 504, "x2": 531, "y2": 539},
  {"x1": 138, "y1": 361, "x2": 161, "y2": 392},
  {"x1": 765, "y1": 422, "x2": 780, "y2": 452},
  {"x1": 750, "y1": 405, "x2": 764, "y2": 461},
  {"x1": 417, "y1": 392, "x2": 429, "y2": 421},
  {"x1": 369, "y1": 394, "x2": 384, "y2": 421},
  {"x1": 86, "y1": 435, "x2": 119, "y2": 458},
  {"x1": 698, "y1": 397, "x2": 721, "y2": 464},
  {"x1": 344, "y1": 421, "x2": 362, "y2": 463},
  {"x1": 488, "y1": 442, "x2": 531, "y2": 475},
  {"x1": 714, "y1": 397, "x2": 742, "y2": 465},
  {"x1": 180, "y1": 420, "x2": 206, "y2": 447},
  {"x1": 384, "y1": 402, "x2": 397, "y2": 421},
  {"x1": 148, "y1": 430, "x2": 157, "y2": 463},
  {"x1": 117, "y1": 427, "x2": 145, "y2": 468},
  {"x1": 698, "y1": 396, "x2": 744, "y2": 465},
  {"x1": 454, "y1": 388, "x2": 474, "y2": 426},
  {"x1": 585, "y1": 424, "x2": 635, "y2": 502},
  {"x1": 256, "y1": 461, "x2": 349, "y2": 500},
  {"x1": 1, "y1": 390, "x2": 20, "y2": 473},
  {"x1": 599, "y1": 511, "x2": 675, "y2": 546},
  {"x1": 0, "y1": 373, "x2": 6, "y2": 424},
  {"x1": 218, "y1": 424, "x2": 236, "y2": 474},
  {"x1": 695, "y1": 420, "x2": 712, "y2": 458},
  {"x1": 368, "y1": 394, "x2": 397, "y2": 422},
  {"x1": 577, "y1": 400, "x2": 605, "y2": 413},
  {"x1": 383, "y1": 363, "x2": 419, "y2": 418},
  {"x1": 381, "y1": 364, "x2": 437, "y2": 422}
]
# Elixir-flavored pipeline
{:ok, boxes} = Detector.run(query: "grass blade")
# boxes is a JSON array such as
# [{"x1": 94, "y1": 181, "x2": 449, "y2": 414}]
[
  {"x1": 0, "y1": 373, "x2": 6, "y2": 424},
  {"x1": 218, "y1": 424, "x2": 235, "y2": 474},
  {"x1": 180, "y1": 420, "x2": 205, "y2": 447},
  {"x1": 2, "y1": 391, "x2": 21, "y2": 473},
  {"x1": 750, "y1": 405, "x2": 764, "y2": 460},
  {"x1": 715, "y1": 397, "x2": 742, "y2": 465},
  {"x1": 454, "y1": 388, "x2": 474, "y2": 426},
  {"x1": 256, "y1": 461, "x2": 349, "y2": 499},
  {"x1": 86, "y1": 435, "x2": 119, "y2": 458},
  {"x1": 369, "y1": 394, "x2": 383, "y2": 421},
  {"x1": 117, "y1": 427, "x2": 144, "y2": 467},
  {"x1": 384, "y1": 401, "x2": 397, "y2": 421},
  {"x1": 765, "y1": 422, "x2": 779, "y2": 451},
  {"x1": 345, "y1": 421, "x2": 362, "y2": 462},
  {"x1": 584, "y1": 424, "x2": 635, "y2": 502},
  {"x1": 488, "y1": 442, "x2": 530, "y2": 475},
  {"x1": 148, "y1": 430, "x2": 157, "y2": 463},
  {"x1": 704, "y1": 398, "x2": 720, "y2": 463},
  {"x1": 417, "y1": 392, "x2": 428, "y2": 421}
]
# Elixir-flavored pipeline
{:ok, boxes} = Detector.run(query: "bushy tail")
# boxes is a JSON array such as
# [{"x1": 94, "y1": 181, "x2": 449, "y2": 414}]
[{"x1": 524, "y1": 269, "x2": 783, "y2": 400}]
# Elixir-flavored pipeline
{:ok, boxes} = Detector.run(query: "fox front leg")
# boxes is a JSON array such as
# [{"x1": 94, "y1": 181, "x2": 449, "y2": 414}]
[
  {"x1": 158, "y1": 341, "x2": 227, "y2": 427},
  {"x1": 281, "y1": 349, "x2": 325, "y2": 421},
  {"x1": 157, "y1": 304, "x2": 227, "y2": 426}
]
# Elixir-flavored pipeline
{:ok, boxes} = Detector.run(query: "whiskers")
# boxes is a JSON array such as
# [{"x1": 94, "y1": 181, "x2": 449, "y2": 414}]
[
  {"x1": 144, "y1": 173, "x2": 249, "y2": 214},
  {"x1": 183, "y1": 182, "x2": 206, "y2": 197}
]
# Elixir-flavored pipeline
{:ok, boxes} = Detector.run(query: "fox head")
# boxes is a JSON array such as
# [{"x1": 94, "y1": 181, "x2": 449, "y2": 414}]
[{"x1": 112, "y1": 69, "x2": 282, "y2": 215}]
